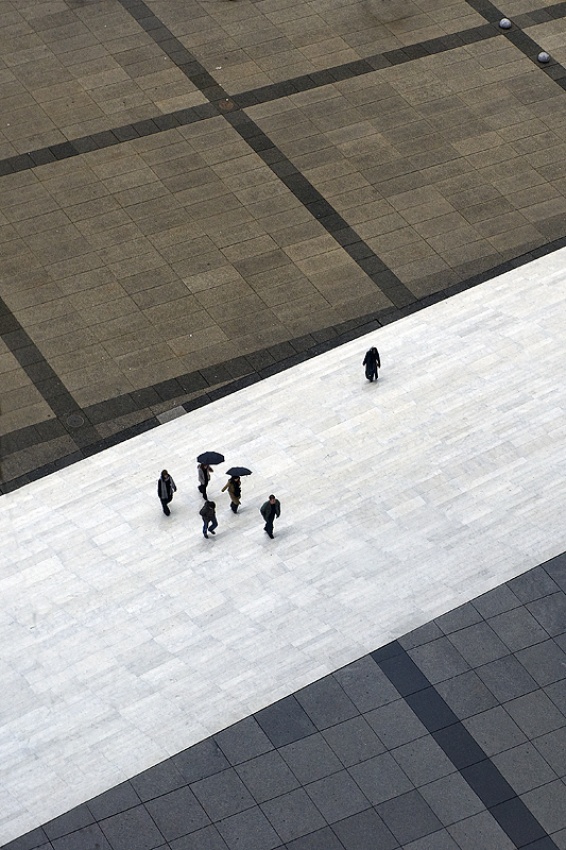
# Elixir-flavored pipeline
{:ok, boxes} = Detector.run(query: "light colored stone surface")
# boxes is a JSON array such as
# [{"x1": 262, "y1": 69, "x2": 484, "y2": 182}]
[{"x1": 1, "y1": 250, "x2": 566, "y2": 843}]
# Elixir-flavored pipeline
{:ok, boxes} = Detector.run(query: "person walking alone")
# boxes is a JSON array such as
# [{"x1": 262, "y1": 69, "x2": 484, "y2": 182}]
[
  {"x1": 157, "y1": 469, "x2": 177, "y2": 516},
  {"x1": 222, "y1": 475, "x2": 241, "y2": 513},
  {"x1": 260, "y1": 494, "x2": 281, "y2": 539},
  {"x1": 200, "y1": 500, "x2": 218, "y2": 538},
  {"x1": 363, "y1": 346, "x2": 381, "y2": 382},
  {"x1": 198, "y1": 463, "x2": 212, "y2": 500}
]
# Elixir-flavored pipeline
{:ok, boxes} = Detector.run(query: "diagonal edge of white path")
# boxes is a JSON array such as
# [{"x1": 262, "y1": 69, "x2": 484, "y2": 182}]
[{"x1": 1, "y1": 250, "x2": 566, "y2": 844}]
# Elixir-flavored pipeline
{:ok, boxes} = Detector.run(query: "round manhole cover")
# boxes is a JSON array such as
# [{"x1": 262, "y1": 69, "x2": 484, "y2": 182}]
[
  {"x1": 66, "y1": 413, "x2": 85, "y2": 428},
  {"x1": 218, "y1": 98, "x2": 235, "y2": 112}
]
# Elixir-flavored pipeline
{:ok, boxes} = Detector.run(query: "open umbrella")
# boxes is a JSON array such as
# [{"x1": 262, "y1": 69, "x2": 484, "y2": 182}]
[
  {"x1": 226, "y1": 466, "x2": 252, "y2": 477},
  {"x1": 197, "y1": 451, "x2": 225, "y2": 465}
]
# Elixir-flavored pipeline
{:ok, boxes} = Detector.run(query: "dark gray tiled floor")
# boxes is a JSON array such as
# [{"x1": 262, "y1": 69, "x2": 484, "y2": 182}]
[{"x1": 6, "y1": 550, "x2": 566, "y2": 850}]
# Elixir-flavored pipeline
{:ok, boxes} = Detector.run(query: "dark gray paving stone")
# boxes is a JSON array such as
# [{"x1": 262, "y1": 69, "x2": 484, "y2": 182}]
[
  {"x1": 505, "y1": 691, "x2": 566, "y2": 738},
  {"x1": 214, "y1": 717, "x2": 274, "y2": 765},
  {"x1": 235, "y1": 751, "x2": 299, "y2": 803},
  {"x1": 490, "y1": 797, "x2": 546, "y2": 846},
  {"x1": 544, "y1": 553, "x2": 566, "y2": 593},
  {"x1": 173, "y1": 739, "x2": 230, "y2": 782},
  {"x1": 516, "y1": 640, "x2": 566, "y2": 686},
  {"x1": 405, "y1": 687, "x2": 458, "y2": 732},
  {"x1": 473, "y1": 585, "x2": 522, "y2": 619},
  {"x1": 528, "y1": 593, "x2": 566, "y2": 637},
  {"x1": 522, "y1": 779, "x2": 566, "y2": 833},
  {"x1": 433, "y1": 724, "x2": 486, "y2": 770},
  {"x1": 436, "y1": 671, "x2": 499, "y2": 718},
  {"x1": 447, "y1": 622, "x2": 509, "y2": 667},
  {"x1": 553, "y1": 827, "x2": 566, "y2": 850},
  {"x1": 190, "y1": 769, "x2": 255, "y2": 821},
  {"x1": 365, "y1": 699, "x2": 427, "y2": 748},
  {"x1": 533, "y1": 727, "x2": 566, "y2": 776},
  {"x1": 215, "y1": 807, "x2": 281, "y2": 850},
  {"x1": 131, "y1": 760, "x2": 187, "y2": 802},
  {"x1": 145, "y1": 787, "x2": 210, "y2": 842},
  {"x1": 508, "y1": 567, "x2": 560, "y2": 602},
  {"x1": 399, "y1": 622, "x2": 444, "y2": 650},
  {"x1": 322, "y1": 716, "x2": 384, "y2": 766},
  {"x1": 476, "y1": 654, "x2": 538, "y2": 701},
  {"x1": 280, "y1": 733, "x2": 342, "y2": 783},
  {"x1": 261, "y1": 788, "x2": 326, "y2": 844},
  {"x1": 376, "y1": 790, "x2": 442, "y2": 844},
  {"x1": 51, "y1": 824, "x2": 110, "y2": 850},
  {"x1": 403, "y1": 831, "x2": 461, "y2": 850},
  {"x1": 391, "y1": 736, "x2": 455, "y2": 786},
  {"x1": 1, "y1": 829, "x2": 51, "y2": 850},
  {"x1": 463, "y1": 706, "x2": 527, "y2": 756},
  {"x1": 418, "y1": 773, "x2": 484, "y2": 825},
  {"x1": 330, "y1": 808, "x2": 398, "y2": 850},
  {"x1": 296, "y1": 676, "x2": 358, "y2": 730},
  {"x1": 460, "y1": 759, "x2": 515, "y2": 807},
  {"x1": 435, "y1": 603, "x2": 483, "y2": 635},
  {"x1": 168, "y1": 825, "x2": 229, "y2": 850},
  {"x1": 492, "y1": 742, "x2": 558, "y2": 794},
  {"x1": 488, "y1": 608, "x2": 548, "y2": 652},
  {"x1": 87, "y1": 781, "x2": 141, "y2": 820},
  {"x1": 408, "y1": 638, "x2": 470, "y2": 683},
  {"x1": 333, "y1": 657, "x2": 400, "y2": 712},
  {"x1": 285, "y1": 826, "x2": 344, "y2": 850},
  {"x1": 447, "y1": 811, "x2": 515, "y2": 850},
  {"x1": 348, "y1": 752, "x2": 414, "y2": 804},
  {"x1": 100, "y1": 806, "x2": 164, "y2": 850},
  {"x1": 256, "y1": 696, "x2": 317, "y2": 747},
  {"x1": 305, "y1": 771, "x2": 370, "y2": 823},
  {"x1": 546, "y1": 679, "x2": 566, "y2": 715},
  {"x1": 44, "y1": 806, "x2": 94, "y2": 840}
]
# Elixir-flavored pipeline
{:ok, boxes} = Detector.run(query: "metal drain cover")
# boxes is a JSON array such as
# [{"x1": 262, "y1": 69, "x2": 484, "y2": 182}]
[{"x1": 66, "y1": 413, "x2": 85, "y2": 428}]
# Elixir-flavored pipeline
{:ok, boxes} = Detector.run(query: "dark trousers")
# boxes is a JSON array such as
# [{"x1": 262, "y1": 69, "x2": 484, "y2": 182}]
[
  {"x1": 203, "y1": 518, "x2": 218, "y2": 536},
  {"x1": 198, "y1": 484, "x2": 207, "y2": 500},
  {"x1": 230, "y1": 502, "x2": 238, "y2": 513},
  {"x1": 160, "y1": 497, "x2": 172, "y2": 516},
  {"x1": 264, "y1": 514, "x2": 275, "y2": 536}
]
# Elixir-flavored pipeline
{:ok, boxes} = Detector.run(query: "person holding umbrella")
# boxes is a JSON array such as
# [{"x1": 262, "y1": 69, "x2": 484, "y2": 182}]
[
  {"x1": 260, "y1": 494, "x2": 281, "y2": 539},
  {"x1": 222, "y1": 467, "x2": 251, "y2": 513},
  {"x1": 363, "y1": 346, "x2": 381, "y2": 382},
  {"x1": 197, "y1": 451, "x2": 224, "y2": 500}
]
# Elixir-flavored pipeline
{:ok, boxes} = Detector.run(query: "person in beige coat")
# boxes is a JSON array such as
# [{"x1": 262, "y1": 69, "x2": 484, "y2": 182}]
[{"x1": 222, "y1": 476, "x2": 241, "y2": 513}]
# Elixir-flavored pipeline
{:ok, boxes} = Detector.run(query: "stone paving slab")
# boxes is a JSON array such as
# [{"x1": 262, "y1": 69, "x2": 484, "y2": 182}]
[{"x1": 1, "y1": 250, "x2": 566, "y2": 844}]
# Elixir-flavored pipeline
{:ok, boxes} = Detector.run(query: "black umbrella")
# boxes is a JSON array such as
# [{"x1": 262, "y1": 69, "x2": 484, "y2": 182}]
[
  {"x1": 226, "y1": 467, "x2": 252, "y2": 477},
  {"x1": 197, "y1": 451, "x2": 225, "y2": 465}
]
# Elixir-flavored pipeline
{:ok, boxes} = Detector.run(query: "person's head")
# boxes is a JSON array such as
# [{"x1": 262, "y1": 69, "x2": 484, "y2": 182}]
[
  {"x1": 269, "y1": 495, "x2": 276, "y2": 503},
  {"x1": 161, "y1": 470, "x2": 169, "y2": 479},
  {"x1": 233, "y1": 476, "x2": 240, "y2": 482},
  {"x1": 207, "y1": 500, "x2": 216, "y2": 509},
  {"x1": 372, "y1": 347, "x2": 378, "y2": 354}
]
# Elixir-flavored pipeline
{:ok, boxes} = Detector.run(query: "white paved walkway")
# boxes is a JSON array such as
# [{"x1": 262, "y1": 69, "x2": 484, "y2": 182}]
[{"x1": 1, "y1": 252, "x2": 566, "y2": 844}]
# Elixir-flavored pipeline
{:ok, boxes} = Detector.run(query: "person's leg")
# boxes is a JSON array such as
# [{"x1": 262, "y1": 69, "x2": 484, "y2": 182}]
[
  {"x1": 161, "y1": 498, "x2": 171, "y2": 516},
  {"x1": 231, "y1": 501, "x2": 238, "y2": 513},
  {"x1": 202, "y1": 520, "x2": 208, "y2": 538},
  {"x1": 209, "y1": 518, "x2": 218, "y2": 535},
  {"x1": 265, "y1": 517, "x2": 274, "y2": 538}
]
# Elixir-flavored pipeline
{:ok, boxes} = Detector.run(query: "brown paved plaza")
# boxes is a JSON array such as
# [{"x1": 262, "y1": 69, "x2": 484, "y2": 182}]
[{"x1": 2, "y1": 0, "x2": 566, "y2": 490}]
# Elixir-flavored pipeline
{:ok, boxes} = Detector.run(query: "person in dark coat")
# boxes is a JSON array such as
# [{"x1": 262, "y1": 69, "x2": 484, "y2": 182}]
[
  {"x1": 260, "y1": 495, "x2": 281, "y2": 539},
  {"x1": 363, "y1": 346, "x2": 381, "y2": 382},
  {"x1": 199, "y1": 500, "x2": 218, "y2": 538},
  {"x1": 222, "y1": 476, "x2": 241, "y2": 513},
  {"x1": 198, "y1": 463, "x2": 212, "y2": 500},
  {"x1": 157, "y1": 469, "x2": 177, "y2": 516}
]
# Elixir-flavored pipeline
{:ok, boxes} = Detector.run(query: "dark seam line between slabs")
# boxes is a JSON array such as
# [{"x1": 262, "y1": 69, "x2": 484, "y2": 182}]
[
  {"x1": 0, "y1": 294, "x2": 99, "y2": 458},
  {"x1": 2, "y1": 0, "x2": 566, "y2": 179},
  {"x1": 372, "y1": 641, "x2": 560, "y2": 850},
  {"x1": 465, "y1": 0, "x2": 566, "y2": 84},
  {"x1": 114, "y1": 0, "x2": 414, "y2": 308},
  {"x1": 4, "y1": 230, "x2": 566, "y2": 494}
]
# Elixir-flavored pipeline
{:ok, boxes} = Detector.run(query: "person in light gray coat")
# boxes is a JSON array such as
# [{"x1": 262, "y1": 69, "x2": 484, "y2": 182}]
[{"x1": 198, "y1": 463, "x2": 212, "y2": 500}]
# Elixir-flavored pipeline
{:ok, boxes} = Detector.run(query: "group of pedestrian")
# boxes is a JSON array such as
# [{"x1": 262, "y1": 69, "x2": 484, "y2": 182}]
[{"x1": 157, "y1": 464, "x2": 281, "y2": 541}]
